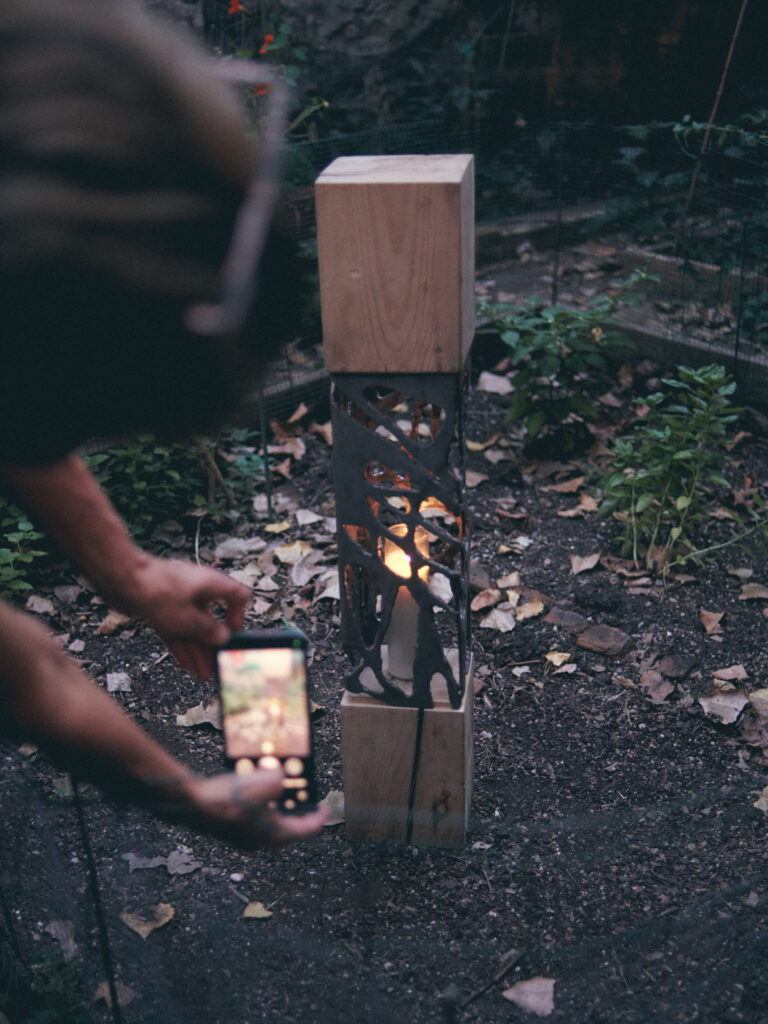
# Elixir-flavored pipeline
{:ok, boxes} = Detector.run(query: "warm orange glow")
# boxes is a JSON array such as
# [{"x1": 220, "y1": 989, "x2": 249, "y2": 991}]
[{"x1": 383, "y1": 523, "x2": 429, "y2": 581}]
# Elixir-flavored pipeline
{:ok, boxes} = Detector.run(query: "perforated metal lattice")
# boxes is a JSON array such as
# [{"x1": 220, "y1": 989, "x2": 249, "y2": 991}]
[{"x1": 331, "y1": 372, "x2": 471, "y2": 709}]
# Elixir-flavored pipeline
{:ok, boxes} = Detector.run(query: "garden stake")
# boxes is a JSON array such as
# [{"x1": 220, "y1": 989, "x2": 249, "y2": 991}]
[{"x1": 316, "y1": 154, "x2": 476, "y2": 846}]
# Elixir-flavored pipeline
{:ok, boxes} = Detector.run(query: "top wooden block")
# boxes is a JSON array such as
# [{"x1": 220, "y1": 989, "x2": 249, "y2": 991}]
[{"x1": 315, "y1": 155, "x2": 475, "y2": 374}]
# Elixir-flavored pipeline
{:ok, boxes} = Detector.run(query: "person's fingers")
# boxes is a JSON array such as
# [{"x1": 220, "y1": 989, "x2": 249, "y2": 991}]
[
  {"x1": 268, "y1": 805, "x2": 330, "y2": 846},
  {"x1": 164, "y1": 639, "x2": 212, "y2": 680}
]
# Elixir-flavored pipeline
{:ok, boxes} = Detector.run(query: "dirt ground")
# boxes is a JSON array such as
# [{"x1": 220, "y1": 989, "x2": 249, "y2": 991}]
[{"x1": 2, "y1": 320, "x2": 768, "y2": 1023}]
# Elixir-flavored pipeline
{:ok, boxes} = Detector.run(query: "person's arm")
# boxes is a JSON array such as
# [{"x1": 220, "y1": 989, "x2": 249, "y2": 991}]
[
  {"x1": 1, "y1": 453, "x2": 250, "y2": 679},
  {"x1": 0, "y1": 600, "x2": 327, "y2": 846}
]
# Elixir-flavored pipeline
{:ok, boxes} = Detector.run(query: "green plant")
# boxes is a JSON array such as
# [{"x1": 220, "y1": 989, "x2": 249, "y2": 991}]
[
  {"x1": 597, "y1": 363, "x2": 765, "y2": 573},
  {"x1": 0, "y1": 499, "x2": 47, "y2": 596},
  {"x1": 84, "y1": 428, "x2": 265, "y2": 538},
  {"x1": 477, "y1": 268, "x2": 655, "y2": 454},
  {"x1": 18, "y1": 949, "x2": 97, "y2": 1024}
]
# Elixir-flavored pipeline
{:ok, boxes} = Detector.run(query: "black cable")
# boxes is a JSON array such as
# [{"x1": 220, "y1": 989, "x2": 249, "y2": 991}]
[{"x1": 71, "y1": 779, "x2": 124, "y2": 1024}]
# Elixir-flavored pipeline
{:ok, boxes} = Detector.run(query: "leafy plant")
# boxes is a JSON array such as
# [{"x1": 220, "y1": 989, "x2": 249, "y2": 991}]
[
  {"x1": 84, "y1": 428, "x2": 265, "y2": 538},
  {"x1": 597, "y1": 363, "x2": 765, "y2": 573},
  {"x1": 0, "y1": 499, "x2": 47, "y2": 596},
  {"x1": 477, "y1": 268, "x2": 655, "y2": 454}
]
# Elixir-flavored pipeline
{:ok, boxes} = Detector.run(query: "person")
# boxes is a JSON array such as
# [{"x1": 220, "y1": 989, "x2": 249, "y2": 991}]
[{"x1": 0, "y1": 0, "x2": 327, "y2": 847}]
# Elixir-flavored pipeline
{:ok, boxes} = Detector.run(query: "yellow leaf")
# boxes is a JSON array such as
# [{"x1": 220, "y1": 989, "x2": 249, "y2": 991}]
[
  {"x1": 120, "y1": 903, "x2": 174, "y2": 940},
  {"x1": 545, "y1": 651, "x2": 571, "y2": 667},
  {"x1": 275, "y1": 540, "x2": 314, "y2": 565},
  {"x1": 264, "y1": 520, "x2": 291, "y2": 534},
  {"x1": 516, "y1": 598, "x2": 544, "y2": 621},
  {"x1": 243, "y1": 902, "x2": 273, "y2": 920}
]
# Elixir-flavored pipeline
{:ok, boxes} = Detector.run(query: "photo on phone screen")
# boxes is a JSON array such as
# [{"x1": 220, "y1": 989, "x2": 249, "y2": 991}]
[
  {"x1": 217, "y1": 645, "x2": 310, "y2": 761},
  {"x1": 215, "y1": 633, "x2": 318, "y2": 813}
]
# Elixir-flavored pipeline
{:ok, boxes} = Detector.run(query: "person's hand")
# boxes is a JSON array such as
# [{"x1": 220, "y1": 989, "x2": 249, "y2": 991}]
[
  {"x1": 159, "y1": 769, "x2": 330, "y2": 849},
  {"x1": 125, "y1": 555, "x2": 251, "y2": 679}
]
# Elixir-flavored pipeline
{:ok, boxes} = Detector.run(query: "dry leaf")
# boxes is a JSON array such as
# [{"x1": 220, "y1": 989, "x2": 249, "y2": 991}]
[
  {"x1": 122, "y1": 853, "x2": 167, "y2": 873},
  {"x1": 25, "y1": 594, "x2": 55, "y2": 615},
  {"x1": 554, "y1": 662, "x2": 577, "y2": 674},
  {"x1": 699, "y1": 609, "x2": 724, "y2": 635},
  {"x1": 541, "y1": 476, "x2": 585, "y2": 494},
  {"x1": 698, "y1": 691, "x2": 749, "y2": 724},
  {"x1": 309, "y1": 420, "x2": 333, "y2": 446},
  {"x1": 321, "y1": 790, "x2": 345, "y2": 826},
  {"x1": 465, "y1": 469, "x2": 489, "y2": 489},
  {"x1": 545, "y1": 651, "x2": 571, "y2": 667},
  {"x1": 176, "y1": 701, "x2": 222, "y2": 730},
  {"x1": 429, "y1": 573, "x2": 453, "y2": 603},
  {"x1": 275, "y1": 540, "x2": 314, "y2": 565},
  {"x1": 296, "y1": 509, "x2": 324, "y2": 527},
  {"x1": 727, "y1": 567, "x2": 753, "y2": 580},
  {"x1": 264, "y1": 520, "x2": 291, "y2": 534},
  {"x1": 471, "y1": 588, "x2": 502, "y2": 612},
  {"x1": 496, "y1": 571, "x2": 521, "y2": 589},
  {"x1": 714, "y1": 664, "x2": 748, "y2": 683},
  {"x1": 314, "y1": 577, "x2": 341, "y2": 603},
  {"x1": 479, "y1": 607, "x2": 517, "y2": 633},
  {"x1": 106, "y1": 672, "x2": 132, "y2": 693},
  {"x1": 516, "y1": 598, "x2": 544, "y2": 621},
  {"x1": 213, "y1": 536, "x2": 266, "y2": 560},
  {"x1": 44, "y1": 920, "x2": 78, "y2": 962},
  {"x1": 166, "y1": 850, "x2": 202, "y2": 876},
  {"x1": 502, "y1": 977, "x2": 555, "y2": 1017},
  {"x1": 740, "y1": 583, "x2": 768, "y2": 601},
  {"x1": 243, "y1": 902, "x2": 273, "y2": 920},
  {"x1": 570, "y1": 551, "x2": 601, "y2": 575},
  {"x1": 754, "y1": 786, "x2": 768, "y2": 813},
  {"x1": 96, "y1": 610, "x2": 133, "y2": 635},
  {"x1": 93, "y1": 981, "x2": 135, "y2": 1008},
  {"x1": 748, "y1": 688, "x2": 768, "y2": 720},
  {"x1": 477, "y1": 370, "x2": 513, "y2": 395},
  {"x1": 483, "y1": 448, "x2": 508, "y2": 464},
  {"x1": 120, "y1": 902, "x2": 174, "y2": 940}
]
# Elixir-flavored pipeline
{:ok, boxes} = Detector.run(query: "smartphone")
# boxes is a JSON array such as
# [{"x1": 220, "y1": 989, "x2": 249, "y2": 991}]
[{"x1": 215, "y1": 629, "x2": 318, "y2": 814}]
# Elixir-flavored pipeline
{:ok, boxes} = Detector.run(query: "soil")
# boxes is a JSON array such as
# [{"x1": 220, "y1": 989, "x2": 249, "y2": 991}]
[{"x1": 2, "y1": 338, "x2": 768, "y2": 1024}]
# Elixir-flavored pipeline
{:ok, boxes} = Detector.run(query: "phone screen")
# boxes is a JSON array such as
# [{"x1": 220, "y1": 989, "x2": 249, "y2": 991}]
[{"x1": 217, "y1": 646, "x2": 310, "y2": 761}]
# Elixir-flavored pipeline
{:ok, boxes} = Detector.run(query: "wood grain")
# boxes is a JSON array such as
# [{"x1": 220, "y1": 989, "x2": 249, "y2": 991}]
[{"x1": 316, "y1": 155, "x2": 475, "y2": 373}]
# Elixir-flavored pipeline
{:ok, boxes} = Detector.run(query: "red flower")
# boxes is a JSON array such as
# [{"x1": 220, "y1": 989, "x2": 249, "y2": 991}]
[
  {"x1": 253, "y1": 82, "x2": 270, "y2": 96},
  {"x1": 228, "y1": 0, "x2": 245, "y2": 14},
  {"x1": 259, "y1": 33, "x2": 275, "y2": 54}
]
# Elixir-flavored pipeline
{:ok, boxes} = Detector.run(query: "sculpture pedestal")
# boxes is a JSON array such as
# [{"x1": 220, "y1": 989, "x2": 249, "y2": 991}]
[{"x1": 340, "y1": 654, "x2": 473, "y2": 848}]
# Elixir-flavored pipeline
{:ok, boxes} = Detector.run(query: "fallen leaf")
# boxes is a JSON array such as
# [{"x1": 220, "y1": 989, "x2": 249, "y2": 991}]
[
  {"x1": 213, "y1": 536, "x2": 266, "y2": 560},
  {"x1": 309, "y1": 420, "x2": 333, "y2": 446},
  {"x1": 749, "y1": 688, "x2": 768, "y2": 720},
  {"x1": 176, "y1": 701, "x2": 222, "y2": 730},
  {"x1": 699, "y1": 609, "x2": 724, "y2": 635},
  {"x1": 754, "y1": 786, "x2": 768, "y2": 813},
  {"x1": 465, "y1": 469, "x2": 489, "y2": 489},
  {"x1": 256, "y1": 574, "x2": 280, "y2": 592},
  {"x1": 264, "y1": 520, "x2": 291, "y2": 534},
  {"x1": 516, "y1": 598, "x2": 544, "y2": 621},
  {"x1": 314, "y1": 576, "x2": 341, "y2": 603},
  {"x1": 502, "y1": 977, "x2": 555, "y2": 1017},
  {"x1": 479, "y1": 606, "x2": 517, "y2": 633},
  {"x1": 25, "y1": 594, "x2": 55, "y2": 615},
  {"x1": 496, "y1": 571, "x2": 521, "y2": 589},
  {"x1": 429, "y1": 573, "x2": 453, "y2": 603},
  {"x1": 122, "y1": 853, "x2": 167, "y2": 873},
  {"x1": 295, "y1": 509, "x2": 324, "y2": 527},
  {"x1": 740, "y1": 583, "x2": 768, "y2": 601},
  {"x1": 570, "y1": 551, "x2": 601, "y2": 575},
  {"x1": 466, "y1": 432, "x2": 501, "y2": 452},
  {"x1": 243, "y1": 902, "x2": 273, "y2": 920},
  {"x1": 44, "y1": 920, "x2": 78, "y2": 962},
  {"x1": 554, "y1": 662, "x2": 577, "y2": 674},
  {"x1": 484, "y1": 448, "x2": 508, "y2": 464},
  {"x1": 541, "y1": 476, "x2": 585, "y2": 494},
  {"x1": 228, "y1": 561, "x2": 262, "y2": 587},
  {"x1": 97, "y1": 610, "x2": 133, "y2": 635},
  {"x1": 106, "y1": 672, "x2": 132, "y2": 693},
  {"x1": 275, "y1": 540, "x2": 314, "y2": 565},
  {"x1": 321, "y1": 790, "x2": 345, "y2": 826},
  {"x1": 640, "y1": 671, "x2": 674, "y2": 704},
  {"x1": 93, "y1": 981, "x2": 135, "y2": 1008},
  {"x1": 698, "y1": 691, "x2": 749, "y2": 724},
  {"x1": 68, "y1": 638, "x2": 86, "y2": 653},
  {"x1": 545, "y1": 651, "x2": 572, "y2": 667},
  {"x1": 714, "y1": 664, "x2": 748, "y2": 683},
  {"x1": 120, "y1": 903, "x2": 174, "y2": 940},
  {"x1": 477, "y1": 370, "x2": 513, "y2": 395},
  {"x1": 727, "y1": 567, "x2": 753, "y2": 581},
  {"x1": 166, "y1": 850, "x2": 202, "y2": 876},
  {"x1": 54, "y1": 585, "x2": 82, "y2": 605},
  {"x1": 471, "y1": 588, "x2": 502, "y2": 612}
]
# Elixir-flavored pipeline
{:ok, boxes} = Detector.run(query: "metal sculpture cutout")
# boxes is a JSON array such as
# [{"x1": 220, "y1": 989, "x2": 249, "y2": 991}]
[{"x1": 332, "y1": 372, "x2": 470, "y2": 709}]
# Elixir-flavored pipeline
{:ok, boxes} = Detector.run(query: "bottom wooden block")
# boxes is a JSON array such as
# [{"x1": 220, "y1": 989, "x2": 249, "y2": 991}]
[{"x1": 340, "y1": 653, "x2": 473, "y2": 848}]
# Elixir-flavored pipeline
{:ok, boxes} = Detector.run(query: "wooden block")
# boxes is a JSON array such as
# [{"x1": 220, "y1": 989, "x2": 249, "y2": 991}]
[
  {"x1": 340, "y1": 654, "x2": 473, "y2": 847},
  {"x1": 315, "y1": 154, "x2": 475, "y2": 374}
]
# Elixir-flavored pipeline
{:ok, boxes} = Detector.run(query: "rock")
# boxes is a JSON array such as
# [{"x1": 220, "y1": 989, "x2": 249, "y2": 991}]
[
  {"x1": 576, "y1": 624, "x2": 633, "y2": 658},
  {"x1": 543, "y1": 607, "x2": 589, "y2": 632},
  {"x1": 470, "y1": 560, "x2": 491, "y2": 594}
]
